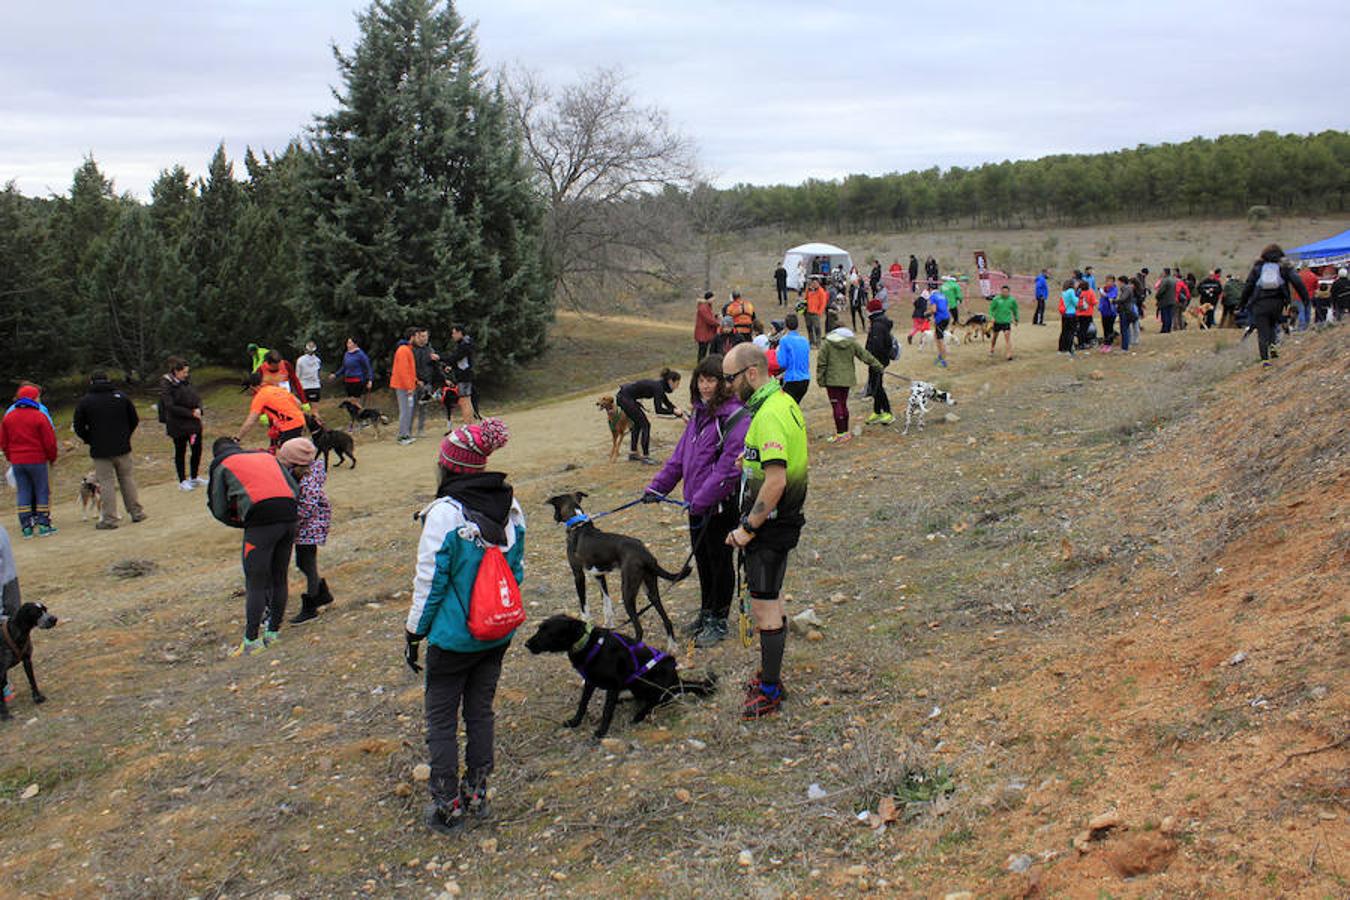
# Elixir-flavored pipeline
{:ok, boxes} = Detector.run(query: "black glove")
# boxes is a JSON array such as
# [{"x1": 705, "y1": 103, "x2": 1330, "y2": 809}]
[
  {"x1": 641, "y1": 491, "x2": 663, "y2": 504},
  {"x1": 404, "y1": 630, "x2": 423, "y2": 674}
]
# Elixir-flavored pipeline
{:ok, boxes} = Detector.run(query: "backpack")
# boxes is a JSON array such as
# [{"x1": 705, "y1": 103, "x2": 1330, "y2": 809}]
[
  {"x1": 1258, "y1": 262, "x2": 1283, "y2": 291},
  {"x1": 466, "y1": 545, "x2": 525, "y2": 641},
  {"x1": 889, "y1": 334, "x2": 901, "y2": 361}
]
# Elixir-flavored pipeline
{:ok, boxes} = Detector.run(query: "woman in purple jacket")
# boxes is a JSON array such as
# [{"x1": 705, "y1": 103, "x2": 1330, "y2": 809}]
[{"x1": 643, "y1": 354, "x2": 750, "y2": 647}]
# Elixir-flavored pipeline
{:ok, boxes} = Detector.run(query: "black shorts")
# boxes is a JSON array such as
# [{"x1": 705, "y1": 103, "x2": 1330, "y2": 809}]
[
  {"x1": 303, "y1": 388, "x2": 322, "y2": 403},
  {"x1": 934, "y1": 318, "x2": 950, "y2": 340},
  {"x1": 744, "y1": 544, "x2": 790, "y2": 599},
  {"x1": 343, "y1": 380, "x2": 365, "y2": 398},
  {"x1": 992, "y1": 322, "x2": 1011, "y2": 333}
]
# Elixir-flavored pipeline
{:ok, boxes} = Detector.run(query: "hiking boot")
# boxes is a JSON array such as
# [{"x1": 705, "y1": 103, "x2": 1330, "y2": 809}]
[
  {"x1": 316, "y1": 579, "x2": 335, "y2": 608},
  {"x1": 425, "y1": 798, "x2": 466, "y2": 835},
  {"x1": 742, "y1": 683, "x2": 783, "y2": 720},
  {"x1": 461, "y1": 775, "x2": 491, "y2": 819},
  {"x1": 20, "y1": 527, "x2": 33, "y2": 540},
  {"x1": 230, "y1": 637, "x2": 266, "y2": 657},
  {"x1": 95, "y1": 521, "x2": 117, "y2": 531},
  {"x1": 864, "y1": 412, "x2": 882, "y2": 425},
  {"x1": 877, "y1": 412, "x2": 895, "y2": 425},
  {"x1": 744, "y1": 671, "x2": 788, "y2": 700},
  {"x1": 694, "y1": 617, "x2": 728, "y2": 648},
  {"x1": 682, "y1": 610, "x2": 708, "y2": 637},
  {"x1": 289, "y1": 595, "x2": 319, "y2": 625},
  {"x1": 36, "y1": 525, "x2": 58, "y2": 537},
  {"x1": 262, "y1": 629, "x2": 280, "y2": 647}
]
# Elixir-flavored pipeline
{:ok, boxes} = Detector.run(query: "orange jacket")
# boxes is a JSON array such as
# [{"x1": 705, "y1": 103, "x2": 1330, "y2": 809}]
[
  {"x1": 726, "y1": 297, "x2": 755, "y2": 334},
  {"x1": 805, "y1": 285, "x2": 828, "y2": 316},
  {"x1": 249, "y1": 385, "x2": 305, "y2": 434},
  {"x1": 389, "y1": 343, "x2": 417, "y2": 391}
]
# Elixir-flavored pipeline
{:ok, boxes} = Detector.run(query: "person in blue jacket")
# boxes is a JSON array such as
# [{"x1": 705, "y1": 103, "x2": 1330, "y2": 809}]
[
  {"x1": 776, "y1": 313, "x2": 811, "y2": 404},
  {"x1": 328, "y1": 337, "x2": 374, "y2": 402},
  {"x1": 1033, "y1": 269, "x2": 1049, "y2": 325},
  {"x1": 404, "y1": 417, "x2": 522, "y2": 835}
]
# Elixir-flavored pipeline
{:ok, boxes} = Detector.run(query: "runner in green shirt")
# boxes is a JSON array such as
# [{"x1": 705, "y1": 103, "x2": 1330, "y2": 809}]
[
  {"x1": 722, "y1": 342, "x2": 808, "y2": 720},
  {"x1": 987, "y1": 284, "x2": 1019, "y2": 361},
  {"x1": 940, "y1": 277, "x2": 964, "y2": 324}
]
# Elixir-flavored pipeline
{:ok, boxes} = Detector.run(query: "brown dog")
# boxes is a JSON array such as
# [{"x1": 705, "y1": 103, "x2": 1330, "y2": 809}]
[
  {"x1": 596, "y1": 396, "x2": 631, "y2": 463},
  {"x1": 77, "y1": 473, "x2": 102, "y2": 520},
  {"x1": 1187, "y1": 302, "x2": 1214, "y2": 330}
]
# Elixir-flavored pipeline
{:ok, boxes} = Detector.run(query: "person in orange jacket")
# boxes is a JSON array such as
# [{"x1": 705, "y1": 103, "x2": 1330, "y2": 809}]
[
  {"x1": 390, "y1": 329, "x2": 419, "y2": 445},
  {"x1": 804, "y1": 278, "x2": 829, "y2": 347}
]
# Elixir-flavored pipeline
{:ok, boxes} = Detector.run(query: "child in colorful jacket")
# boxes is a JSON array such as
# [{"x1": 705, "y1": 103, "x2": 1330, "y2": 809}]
[
  {"x1": 277, "y1": 438, "x2": 334, "y2": 625},
  {"x1": 405, "y1": 418, "x2": 523, "y2": 835}
]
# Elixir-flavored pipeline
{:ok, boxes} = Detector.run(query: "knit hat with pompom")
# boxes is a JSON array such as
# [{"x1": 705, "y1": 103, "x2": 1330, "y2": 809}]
[{"x1": 439, "y1": 417, "x2": 510, "y2": 473}]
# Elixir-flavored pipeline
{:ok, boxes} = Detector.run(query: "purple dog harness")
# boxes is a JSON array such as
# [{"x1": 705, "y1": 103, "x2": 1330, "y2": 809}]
[{"x1": 572, "y1": 626, "x2": 667, "y2": 688}]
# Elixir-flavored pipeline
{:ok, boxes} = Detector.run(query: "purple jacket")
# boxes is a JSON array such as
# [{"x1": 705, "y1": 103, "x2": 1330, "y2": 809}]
[{"x1": 647, "y1": 397, "x2": 749, "y2": 515}]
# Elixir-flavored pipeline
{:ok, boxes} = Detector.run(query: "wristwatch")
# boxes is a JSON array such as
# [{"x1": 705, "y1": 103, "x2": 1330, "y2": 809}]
[{"x1": 739, "y1": 515, "x2": 758, "y2": 535}]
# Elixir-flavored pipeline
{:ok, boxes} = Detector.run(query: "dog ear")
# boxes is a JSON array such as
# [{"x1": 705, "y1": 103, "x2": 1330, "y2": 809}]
[{"x1": 576, "y1": 491, "x2": 587, "y2": 500}]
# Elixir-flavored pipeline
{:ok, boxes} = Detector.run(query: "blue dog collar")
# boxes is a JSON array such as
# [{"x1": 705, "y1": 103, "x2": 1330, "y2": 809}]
[{"x1": 563, "y1": 513, "x2": 590, "y2": 528}]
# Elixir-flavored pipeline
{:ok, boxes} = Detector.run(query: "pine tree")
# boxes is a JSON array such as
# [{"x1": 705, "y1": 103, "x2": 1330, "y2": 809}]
[
  {"x1": 0, "y1": 183, "x2": 59, "y2": 384},
  {"x1": 303, "y1": 0, "x2": 550, "y2": 374},
  {"x1": 189, "y1": 143, "x2": 254, "y2": 362}
]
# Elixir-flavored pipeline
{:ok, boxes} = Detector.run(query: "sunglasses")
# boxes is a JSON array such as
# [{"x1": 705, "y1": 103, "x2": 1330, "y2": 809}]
[{"x1": 722, "y1": 366, "x2": 751, "y2": 383}]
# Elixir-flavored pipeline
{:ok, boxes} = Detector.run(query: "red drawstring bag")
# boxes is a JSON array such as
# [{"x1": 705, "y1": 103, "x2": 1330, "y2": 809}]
[{"x1": 467, "y1": 545, "x2": 525, "y2": 641}]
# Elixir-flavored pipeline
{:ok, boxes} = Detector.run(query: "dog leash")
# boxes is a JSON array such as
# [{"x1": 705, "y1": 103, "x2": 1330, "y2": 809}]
[
  {"x1": 587, "y1": 493, "x2": 688, "y2": 522},
  {"x1": 612, "y1": 509, "x2": 717, "y2": 630}
]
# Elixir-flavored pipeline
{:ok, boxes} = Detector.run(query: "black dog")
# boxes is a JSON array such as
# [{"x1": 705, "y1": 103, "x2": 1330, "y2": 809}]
[
  {"x1": 305, "y1": 415, "x2": 357, "y2": 469},
  {"x1": 544, "y1": 492, "x2": 690, "y2": 653},
  {"x1": 525, "y1": 614, "x2": 716, "y2": 738},
  {"x1": 1, "y1": 602, "x2": 57, "y2": 720},
  {"x1": 338, "y1": 400, "x2": 390, "y2": 436}
]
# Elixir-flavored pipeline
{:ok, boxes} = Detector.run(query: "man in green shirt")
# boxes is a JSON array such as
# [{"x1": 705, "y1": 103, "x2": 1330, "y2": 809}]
[
  {"x1": 722, "y1": 342, "x2": 808, "y2": 720},
  {"x1": 987, "y1": 284, "x2": 1019, "y2": 361},
  {"x1": 940, "y1": 277, "x2": 964, "y2": 324}
]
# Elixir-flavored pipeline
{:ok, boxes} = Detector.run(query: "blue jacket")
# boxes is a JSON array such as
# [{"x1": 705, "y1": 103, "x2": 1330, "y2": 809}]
[
  {"x1": 406, "y1": 496, "x2": 526, "y2": 653},
  {"x1": 929, "y1": 293, "x2": 951, "y2": 322},
  {"x1": 647, "y1": 397, "x2": 749, "y2": 515},
  {"x1": 333, "y1": 348, "x2": 373, "y2": 383},
  {"x1": 1034, "y1": 273, "x2": 1049, "y2": 300},
  {"x1": 776, "y1": 331, "x2": 811, "y2": 383},
  {"x1": 1099, "y1": 284, "x2": 1117, "y2": 318}
]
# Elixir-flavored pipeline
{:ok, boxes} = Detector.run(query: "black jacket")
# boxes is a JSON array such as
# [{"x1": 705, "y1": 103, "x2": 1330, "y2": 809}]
[
  {"x1": 73, "y1": 381, "x2": 139, "y2": 459},
  {"x1": 1240, "y1": 248, "x2": 1310, "y2": 310},
  {"x1": 159, "y1": 374, "x2": 203, "y2": 440},
  {"x1": 412, "y1": 343, "x2": 443, "y2": 386},
  {"x1": 618, "y1": 378, "x2": 677, "y2": 415},
  {"x1": 446, "y1": 336, "x2": 475, "y2": 383},
  {"x1": 865, "y1": 312, "x2": 893, "y2": 364}
]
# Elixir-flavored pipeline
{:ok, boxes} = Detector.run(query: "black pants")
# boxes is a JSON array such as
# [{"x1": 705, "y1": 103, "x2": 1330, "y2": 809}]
[
  {"x1": 615, "y1": 392, "x2": 650, "y2": 455},
  {"x1": 1058, "y1": 316, "x2": 1077, "y2": 352},
  {"x1": 1101, "y1": 314, "x2": 1117, "y2": 346},
  {"x1": 173, "y1": 431, "x2": 203, "y2": 482},
  {"x1": 690, "y1": 506, "x2": 737, "y2": 618},
  {"x1": 1076, "y1": 315, "x2": 1092, "y2": 347},
  {"x1": 775, "y1": 284, "x2": 788, "y2": 305},
  {"x1": 783, "y1": 380, "x2": 808, "y2": 405},
  {"x1": 850, "y1": 304, "x2": 864, "y2": 332},
  {"x1": 950, "y1": 306, "x2": 960, "y2": 325},
  {"x1": 697, "y1": 341, "x2": 711, "y2": 361},
  {"x1": 294, "y1": 543, "x2": 320, "y2": 595},
  {"x1": 424, "y1": 642, "x2": 507, "y2": 804},
  {"x1": 1033, "y1": 297, "x2": 1046, "y2": 324},
  {"x1": 868, "y1": 369, "x2": 890, "y2": 414},
  {"x1": 242, "y1": 520, "x2": 296, "y2": 640},
  {"x1": 1251, "y1": 301, "x2": 1284, "y2": 360}
]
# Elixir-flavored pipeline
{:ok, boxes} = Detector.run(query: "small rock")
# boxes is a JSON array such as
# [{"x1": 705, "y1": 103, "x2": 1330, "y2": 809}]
[
  {"x1": 807, "y1": 783, "x2": 828, "y2": 800},
  {"x1": 1227, "y1": 651, "x2": 1247, "y2": 666},
  {"x1": 674, "y1": 788, "x2": 692, "y2": 803},
  {"x1": 846, "y1": 864, "x2": 867, "y2": 877},
  {"x1": 1072, "y1": 830, "x2": 1092, "y2": 853},
  {"x1": 1089, "y1": 809, "x2": 1122, "y2": 832},
  {"x1": 943, "y1": 412, "x2": 960, "y2": 424},
  {"x1": 686, "y1": 739, "x2": 707, "y2": 751},
  {"x1": 19, "y1": 784, "x2": 39, "y2": 800},
  {"x1": 965, "y1": 437, "x2": 977, "y2": 446},
  {"x1": 600, "y1": 738, "x2": 625, "y2": 753},
  {"x1": 1007, "y1": 853, "x2": 1033, "y2": 873},
  {"x1": 550, "y1": 871, "x2": 567, "y2": 882},
  {"x1": 806, "y1": 629, "x2": 824, "y2": 642},
  {"x1": 737, "y1": 849, "x2": 754, "y2": 868},
  {"x1": 442, "y1": 882, "x2": 462, "y2": 897},
  {"x1": 404, "y1": 858, "x2": 420, "y2": 869},
  {"x1": 1088, "y1": 370, "x2": 1105, "y2": 381},
  {"x1": 1160, "y1": 815, "x2": 1177, "y2": 834},
  {"x1": 393, "y1": 782, "x2": 413, "y2": 798},
  {"x1": 944, "y1": 893, "x2": 974, "y2": 900},
  {"x1": 829, "y1": 592, "x2": 848, "y2": 605},
  {"x1": 479, "y1": 837, "x2": 497, "y2": 854},
  {"x1": 411, "y1": 764, "x2": 431, "y2": 783}
]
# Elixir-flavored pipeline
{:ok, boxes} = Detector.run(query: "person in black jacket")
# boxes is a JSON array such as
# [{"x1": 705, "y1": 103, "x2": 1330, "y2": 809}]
[
  {"x1": 445, "y1": 326, "x2": 479, "y2": 422},
  {"x1": 72, "y1": 372, "x2": 146, "y2": 530},
  {"x1": 160, "y1": 356, "x2": 206, "y2": 491},
  {"x1": 615, "y1": 368, "x2": 683, "y2": 463},
  {"x1": 908, "y1": 254, "x2": 920, "y2": 292},
  {"x1": 863, "y1": 300, "x2": 894, "y2": 425},
  {"x1": 868, "y1": 259, "x2": 883, "y2": 294},
  {"x1": 773, "y1": 263, "x2": 789, "y2": 306},
  {"x1": 1239, "y1": 243, "x2": 1311, "y2": 365}
]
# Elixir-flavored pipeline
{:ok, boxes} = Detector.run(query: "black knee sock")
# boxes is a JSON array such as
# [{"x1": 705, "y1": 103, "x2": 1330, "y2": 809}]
[{"x1": 759, "y1": 625, "x2": 786, "y2": 685}]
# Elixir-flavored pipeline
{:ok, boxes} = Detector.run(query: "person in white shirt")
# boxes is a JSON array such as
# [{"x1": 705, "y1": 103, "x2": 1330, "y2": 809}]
[{"x1": 296, "y1": 343, "x2": 322, "y2": 404}]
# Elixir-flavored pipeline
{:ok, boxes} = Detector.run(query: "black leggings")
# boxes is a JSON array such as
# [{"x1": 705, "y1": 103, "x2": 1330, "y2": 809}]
[
  {"x1": 173, "y1": 432, "x2": 203, "y2": 482},
  {"x1": 294, "y1": 543, "x2": 321, "y2": 595},
  {"x1": 616, "y1": 391, "x2": 651, "y2": 455},
  {"x1": 241, "y1": 521, "x2": 295, "y2": 640},
  {"x1": 868, "y1": 369, "x2": 890, "y2": 415},
  {"x1": 1059, "y1": 316, "x2": 1077, "y2": 352},
  {"x1": 783, "y1": 380, "x2": 809, "y2": 405},
  {"x1": 425, "y1": 643, "x2": 507, "y2": 805},
  {"x1": 690, "y1": 506, "x2": 737, "y2": 618},
  {"x1": 1251, "y1": 301, "x2": 1284, "y2": 361}
]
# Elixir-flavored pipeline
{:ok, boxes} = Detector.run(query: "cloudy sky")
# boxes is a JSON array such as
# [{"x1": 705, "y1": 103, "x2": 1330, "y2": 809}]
[{"x1": 3, "y1": 0, "x2": 1344, "y2": 199}]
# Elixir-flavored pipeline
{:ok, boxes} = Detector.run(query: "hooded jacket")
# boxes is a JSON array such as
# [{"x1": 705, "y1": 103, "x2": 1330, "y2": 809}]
[
  {"x1": 207, "y1": 442, "x2": 299, "y2": 528},
  {"x1": 817, "y1": 328, "x2": 883, "y2": 388},
  {"x1": 864, "y1": 310, "x2": 894, "y2": 364},
  {"x1": 72, "y1": 380, "x2": 140, "y2": 459},
  {"x1": 0, "y1": 389, "x2": 57, "y2": 465},
  {"x1": 647, "y1": 397, "x2": 750, "y2": 516},
  {"x1": 694, "y1": 301, "x2": 719, "y2": 343},
  {"x1": 406, "y1": 473, "x2": 525, "y2": 653},
  {"x1": 159, "y1": 374, "x2": 203, "y2": 440},
  {"x1": 1240, "y1": 247, "x2": 1311, "y2": 310},
  {"x1": 776, "y1": 330, "x2": 811, "y2": 383}
]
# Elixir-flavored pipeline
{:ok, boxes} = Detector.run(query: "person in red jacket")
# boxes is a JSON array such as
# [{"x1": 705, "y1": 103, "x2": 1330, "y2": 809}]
[
  {"x1": 694, "y1": 292, "x2": 718, "y2": 360},
  {"x1": 0, "y1": 385, "x2": 58, "y2": 537}
]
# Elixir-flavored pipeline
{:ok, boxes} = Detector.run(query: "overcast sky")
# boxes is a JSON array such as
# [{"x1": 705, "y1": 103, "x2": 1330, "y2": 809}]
[{"x1": 3, "y1": 0, "x2": 1345, "y2": 199}]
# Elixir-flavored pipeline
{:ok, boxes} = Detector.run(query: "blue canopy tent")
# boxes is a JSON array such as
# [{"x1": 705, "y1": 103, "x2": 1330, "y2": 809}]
[{"x1": 1289, "y1": 228, "x2": 1350, "y2": 267}]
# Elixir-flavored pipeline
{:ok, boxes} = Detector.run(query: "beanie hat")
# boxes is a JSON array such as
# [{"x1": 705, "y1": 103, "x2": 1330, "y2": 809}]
[
  {"x1": 16, "y1": 385, "x2": 40, "y2": 401},
  {"x1": 866, "y1": 298, "x2": 883, "y2": 313},
  {"x1": 439, "y1": 417, "x2": 510, "y2": 473},
  {"x1": 277, "y1": 437, "x2": 317, "y2": 468}
]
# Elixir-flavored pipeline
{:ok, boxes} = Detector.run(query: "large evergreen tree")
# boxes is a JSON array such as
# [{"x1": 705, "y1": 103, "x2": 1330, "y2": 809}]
[{"x1": 303, "y1": 0, "x2": 550, "y2": 373}]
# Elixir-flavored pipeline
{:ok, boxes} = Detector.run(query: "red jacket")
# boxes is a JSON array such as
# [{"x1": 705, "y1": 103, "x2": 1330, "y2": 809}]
[
  {"x1": 694, "y1": 302, "x2": 718, "y2": 343},
  {"x1": 0, "y1": 405, "x2": 58, "y2": 465}
]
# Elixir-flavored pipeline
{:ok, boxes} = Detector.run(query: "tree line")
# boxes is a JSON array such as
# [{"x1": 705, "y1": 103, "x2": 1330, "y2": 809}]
[{"x1": 715, "y1": 131, "x2": 1350, "y2": 233}]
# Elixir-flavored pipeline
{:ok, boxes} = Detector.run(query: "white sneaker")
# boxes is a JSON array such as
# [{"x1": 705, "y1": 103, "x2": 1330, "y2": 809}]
[
  {"x1": 179, "y1": 480, "x2": 195, "y2": 491},
  {"x1": 193, "y1": 476, "x2": 209, "y2": 486}
]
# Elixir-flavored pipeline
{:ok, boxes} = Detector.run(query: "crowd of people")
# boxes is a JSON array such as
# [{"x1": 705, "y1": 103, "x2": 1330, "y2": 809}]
[{"x1": 0, "y1": 241, "x2": 1346, "y2": 838}]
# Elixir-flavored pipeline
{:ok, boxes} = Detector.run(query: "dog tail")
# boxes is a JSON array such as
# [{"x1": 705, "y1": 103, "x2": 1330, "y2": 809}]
[
  {"x1": 656, "y1": 563, "x2": 693, "y2": 583},
  {"x1": 379, "y1": 414, "x2": 390, "y2": 424}
]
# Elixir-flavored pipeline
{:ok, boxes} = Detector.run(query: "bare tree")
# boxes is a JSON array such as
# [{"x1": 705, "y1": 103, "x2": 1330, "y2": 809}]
[
  {"x1": 503, "y1": 66, "x2": 696, "y2": 306},
  {"x1": 685, "y1": 179, "x2": 749, "y2": 293}
]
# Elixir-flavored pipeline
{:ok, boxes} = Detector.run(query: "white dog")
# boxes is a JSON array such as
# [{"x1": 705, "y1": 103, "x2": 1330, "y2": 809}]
[{"x1": 903, "y1": 381, "x2": 956, "y2": 435}]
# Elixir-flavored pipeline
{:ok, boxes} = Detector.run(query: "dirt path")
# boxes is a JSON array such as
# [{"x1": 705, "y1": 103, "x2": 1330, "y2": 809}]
[{"x1": 4, "y1": 310, "x2": 1345, "y2": 899}]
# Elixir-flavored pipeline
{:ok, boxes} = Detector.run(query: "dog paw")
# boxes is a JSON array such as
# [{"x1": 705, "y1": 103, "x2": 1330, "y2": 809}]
[{"x1": 32, "y1": 693, "x2": 45, "y2": 705}]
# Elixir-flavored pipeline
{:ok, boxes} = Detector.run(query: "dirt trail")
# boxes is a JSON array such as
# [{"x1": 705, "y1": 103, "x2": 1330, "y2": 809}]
[{"x1": 4, "y1": 310, "x2": 1346, "y2": 899}]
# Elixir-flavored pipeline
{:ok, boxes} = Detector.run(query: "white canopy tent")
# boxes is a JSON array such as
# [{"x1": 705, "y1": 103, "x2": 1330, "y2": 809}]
[{"x1": 782, "y1": 242, "x2": 853, "y2": 291}]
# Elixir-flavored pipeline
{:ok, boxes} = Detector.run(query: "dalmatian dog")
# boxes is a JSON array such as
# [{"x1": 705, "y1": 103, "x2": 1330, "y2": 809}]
[{"x1": 903, "y1": 381, "x2": 955, "y2": 435}]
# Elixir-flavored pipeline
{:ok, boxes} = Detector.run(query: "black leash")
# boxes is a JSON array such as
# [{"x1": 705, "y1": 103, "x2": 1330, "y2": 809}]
[{"x1": 614, "y1": 507, "x2": 716, "y2": 629}]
